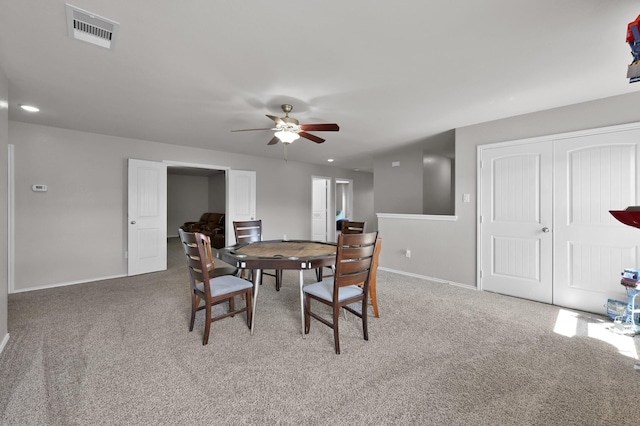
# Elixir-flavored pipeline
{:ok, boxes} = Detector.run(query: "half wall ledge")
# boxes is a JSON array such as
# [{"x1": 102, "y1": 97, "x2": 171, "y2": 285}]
[{"x1": 376, "y1": 213, "x2": 458, "y2": 221}]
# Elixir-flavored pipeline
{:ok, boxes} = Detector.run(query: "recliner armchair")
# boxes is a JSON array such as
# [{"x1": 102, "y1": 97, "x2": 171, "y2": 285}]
[
  {"x1": 204, "y1": 213, "x2": 226, "y2": 248},
  {"x1": 182, "y1": 213, "x2": 212, "y2": 232},
  {"x1": 182, "y1": 212, "x2": 226, "y2": 248}
]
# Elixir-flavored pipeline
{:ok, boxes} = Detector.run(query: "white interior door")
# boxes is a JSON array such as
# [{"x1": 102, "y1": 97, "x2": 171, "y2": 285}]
[
  {"x1": 128, "y1": 159, "x2": 167, "y2": 276},
  {"x1": 553, "y1": 129, "x2": 640, "y2": 312},
  {"x1": 312, "y1": 177, "x2": 329, "y2": 241},
  {"x1": 227, "y1": 169, "x2": 256, "y2": 245},
  {"x1": 480, "y1": 141, "x2": 553, "y2": 303}
]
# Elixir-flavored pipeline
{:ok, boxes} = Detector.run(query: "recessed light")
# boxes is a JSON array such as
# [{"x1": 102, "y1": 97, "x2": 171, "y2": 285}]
[
  {"x1": 327, "y1": 159, "x2": 334, "y2": 162},
  {"x1": 20, "y1": 104, "x2": 39, "y2": 112}
]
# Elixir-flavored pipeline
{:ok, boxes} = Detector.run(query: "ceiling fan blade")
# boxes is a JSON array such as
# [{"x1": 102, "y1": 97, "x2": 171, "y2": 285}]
[
  {"x1": 300, "y1": 123, "x2": 339, "y2": 132},
  {"x1": 266, "y1": 114, "x2": 285, "y2": 125},
  {"x1": 299, "y1": 132, "x2": 325, "y2": 144},
  {"x1": 231, "y1": 128, "x2": 276, "y2": 132},
  {"x1": 267, "y1": 136, "x2": 280, "y2": 145}
]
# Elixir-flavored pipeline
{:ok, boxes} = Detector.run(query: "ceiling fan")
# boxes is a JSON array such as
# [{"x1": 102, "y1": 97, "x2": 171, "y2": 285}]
[{"x1": 231, "y1": 104, "x2": 340, "y2": 146}]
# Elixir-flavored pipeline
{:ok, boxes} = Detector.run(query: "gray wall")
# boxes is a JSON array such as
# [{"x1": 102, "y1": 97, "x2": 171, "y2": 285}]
[
  {"x1": 422, "y1": 154, "x2": 453, "y2": 215},
  {"x1": 0, "y1": 65, "x2": 7, "y2": 351},
  {"x1": 10, "y1": 121, "x2": 373, "y2": 292},
  {"x1": 354, "y1": 177, "x2": 374, "y2": 227},
  {"x1": 377, "y1": 91, "x2": 640, "y2": 287},
  {"x1": 374, "y1": 148, "x2": 423, "y2": 214},
  {"x1": 167, "y1": 174, "x2": 209, "y2": 237},
  {"x1": 208, "y1": 173, "x2": 226, "y2": 213},
  {"x1": 374, "y1": 130, "x2": 455, "y2": 216}
]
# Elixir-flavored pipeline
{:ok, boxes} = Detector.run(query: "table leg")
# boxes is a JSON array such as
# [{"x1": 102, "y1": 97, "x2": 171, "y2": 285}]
[
  {"x1": 299, "y1": 269, "x2": 305, "y2": 338},
  {"x1": 251, "y1": 269, "x2": 261, "y2": 335}
]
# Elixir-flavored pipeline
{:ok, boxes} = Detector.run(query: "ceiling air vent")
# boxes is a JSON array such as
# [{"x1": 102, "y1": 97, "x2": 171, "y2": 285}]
[{"x1": 65, "y1": 3, "x2": 119, "y2": 49}]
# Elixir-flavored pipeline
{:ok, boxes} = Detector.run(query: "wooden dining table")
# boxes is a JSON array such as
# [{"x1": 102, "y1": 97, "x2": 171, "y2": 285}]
[{"x1": 216, "y1": 239, "x2": 337, "y2": 335}]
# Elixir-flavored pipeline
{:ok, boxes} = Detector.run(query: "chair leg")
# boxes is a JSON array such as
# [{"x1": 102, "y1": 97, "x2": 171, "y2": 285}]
[
  {"x1": 229, "y1": 296, "x2": 235, "y2": 317},
  {"x1": 245, "y1": 289, "x2": 252, "y2": 329},
  {"x1": 370, "y1": 285, "x2": 379, "y2": 318},
  {"x1": 362, "y1": 300, "x2": 369, "y2": 342},
  {"x1": 333, "y1": 304, "x2": 341, "y2": 354},
  {"x1": 304, "y1": 294, "x2": 311, "y2": 334},
  {"x1": 189, "y1": 293, "x2": 197, "y2": 332},
  {"x1": 203, "y1": 304, "x2": 212, "y2": 345}
]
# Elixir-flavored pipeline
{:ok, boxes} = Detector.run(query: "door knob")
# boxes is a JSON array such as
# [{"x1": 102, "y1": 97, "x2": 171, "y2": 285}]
[
  {"x1": 130, "y1": 220, "x2": 136, "y2": 225},
  {"x1": 542, "y1": 227, "x2": 550, "y2": 233}
]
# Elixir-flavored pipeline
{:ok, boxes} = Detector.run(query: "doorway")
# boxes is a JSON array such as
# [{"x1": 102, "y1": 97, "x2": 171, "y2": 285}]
[
  {"x1": 128, "y1": 159, "x2": 256, "y2": 276},
  {"x1": 167, "y1": 164, "x2": 226, "y2": 238},
  {"x1": 310, "y1": 177, "x2": 354, "y2": 242},
  {"x1": 335, "y1": 178, "x2": 353, "y2": 233},
  {"x1": 311, "y1": 177, "x2": 332, "y2": 241}
]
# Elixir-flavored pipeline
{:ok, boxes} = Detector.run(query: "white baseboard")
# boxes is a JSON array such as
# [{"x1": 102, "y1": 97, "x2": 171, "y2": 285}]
[
  {"x1": 378, "y1": 267, "x2": 477, "y2": 291},
  {"x1": 10, "y1": 274, "x2": 127, "y2": 294},
  {"x1": 0, "y1": 333, "x2": 9, "y2": 354}
]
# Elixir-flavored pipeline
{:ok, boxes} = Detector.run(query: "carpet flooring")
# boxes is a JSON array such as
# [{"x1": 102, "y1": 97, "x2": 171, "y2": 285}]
[{"x1": 1, "y1": 238, "x2": 639, "y2": 425}]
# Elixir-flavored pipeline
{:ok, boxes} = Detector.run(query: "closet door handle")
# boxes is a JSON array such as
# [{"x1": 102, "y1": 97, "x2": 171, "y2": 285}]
[{"x1": 542, "y1": 227, "x2": 550, "y2": 233}]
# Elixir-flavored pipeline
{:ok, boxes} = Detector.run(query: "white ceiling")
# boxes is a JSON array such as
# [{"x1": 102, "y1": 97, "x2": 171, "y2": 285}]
[{"x1": 1, "y1": 1, "x2": 639, "y2": 172}]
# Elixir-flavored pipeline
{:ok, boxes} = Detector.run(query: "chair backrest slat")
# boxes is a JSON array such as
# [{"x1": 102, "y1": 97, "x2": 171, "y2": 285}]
[
  {"x1": 341, "y1": 245, "x2": 375, "y2": 259},
  {"x1": 341, "y1": 220, "x2": 366, "y2": 234},
  {"x1": 338, "y1": 271, "x2": 371, "y2": 287},
  {"x1": 233, "y1": 220, "x2": 263, "y2": 244},
  {"x1": 339, "y1": 259, "x2": 374, "y2": 275}
]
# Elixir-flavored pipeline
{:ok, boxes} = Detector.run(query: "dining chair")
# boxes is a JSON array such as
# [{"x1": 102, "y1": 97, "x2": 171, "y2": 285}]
[
  {"x1": 303, "y1": 231, "x2": 379, "y2": 354},
  {"x1": 179, "y1": 230, "x2": 253, "y2": 345},
  {"x1": 233, "y1": 220, "x2": 283, "y2": 290},
  {"x1": 315, "y1": 220, "x2": 367, "y2": 281},
  {"x1": 340, "y1": 220, "x2": 366, "y2": 234},
  {"x1": 342, "y1": 237, "x2": 382, "y2": 319}
]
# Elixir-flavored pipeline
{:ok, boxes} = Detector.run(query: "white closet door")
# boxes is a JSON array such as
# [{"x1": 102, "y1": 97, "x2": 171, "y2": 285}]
[
  {"x1": 480, "y1": 141, "x2": 553, "y2": 303},
  {"x1": 553, "y1": 129, "x2": 640, "y2": 313}
]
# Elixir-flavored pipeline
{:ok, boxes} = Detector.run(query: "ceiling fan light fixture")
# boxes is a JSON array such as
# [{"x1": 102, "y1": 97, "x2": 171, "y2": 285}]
[
  {"x1": 232, "y1": 103, "x2": 338, "y2": 146},
  {"x1": 275, "y1": 130, "x2": 300, "y2": 144}
]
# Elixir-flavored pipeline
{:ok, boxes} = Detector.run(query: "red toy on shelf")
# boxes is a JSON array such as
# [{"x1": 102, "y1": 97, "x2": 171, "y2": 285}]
[{"x1": 627, "y1": 14, "x2": 640, "y2": 83}]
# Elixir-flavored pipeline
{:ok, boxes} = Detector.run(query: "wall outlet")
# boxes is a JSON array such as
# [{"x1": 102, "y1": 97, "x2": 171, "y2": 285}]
[{"x1": 405, "y1": 249, "x2": 411, "y2": 258}]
